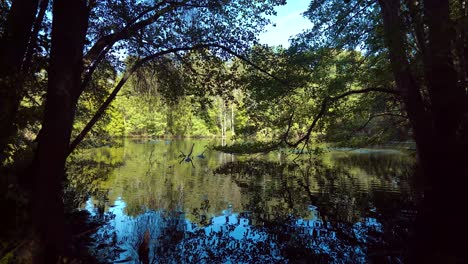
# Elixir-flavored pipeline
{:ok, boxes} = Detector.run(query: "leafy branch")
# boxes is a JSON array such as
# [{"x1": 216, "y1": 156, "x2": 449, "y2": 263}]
[
  {"x1": 280, "y1": 87, "x2": 399, "y2": 148},
  {"x1": 68, "y1": 42, "x2": 293, "y2": 156}
]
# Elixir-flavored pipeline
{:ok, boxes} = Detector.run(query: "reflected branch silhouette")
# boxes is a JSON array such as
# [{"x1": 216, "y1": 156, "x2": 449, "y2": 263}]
[{"x1": 179, "y1": 143, "x2": 195, "y2": 167}]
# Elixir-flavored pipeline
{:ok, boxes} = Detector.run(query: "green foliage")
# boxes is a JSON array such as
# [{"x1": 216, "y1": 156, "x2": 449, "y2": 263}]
[
  {"x1": 65, "y1": 146, "x2": 125, "y2": 211},
  {"x1": 76, "y1": 0, "x2": 410, "y2": 150},
  {"x1": 166, "y1": 100, "x2": 193, "y2": 137},
  {"x1": 0, "y1": 251, "x2": 14, "y2": 264},
  {"x1": 73, "y1": 60, "x2": 118, "y2": 148},
  {"x1": 190, "y1": 116, "x2": 213, "y2": 137},
  {"x1": 103, "y1": 77, "x2": 222, "y2": 138},
  {"x1": 212, "y1": 141, "x2": 282, "y2": 154},
  {"x1": 233, "y1": 41, "x2": 407, "y2": 148},
  {"x1": 104, "y1": 105, "x2": 126, "y2": 137},
  {"x1": 1, "y1": 0, "x2": 288, "y2": 164}
]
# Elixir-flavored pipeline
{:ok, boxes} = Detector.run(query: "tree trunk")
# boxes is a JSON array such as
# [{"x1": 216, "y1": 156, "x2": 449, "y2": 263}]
[
  {"x1": 377, "y1": 0, "x2": 433, "y2": 171},
  {"x1": 32, "y1": 0, "x2": 89, "y2": 261},
  {"x1": 0, "y1": 0, "x2": 39, "y2": 162},
  {"x1": 418, "y1": 0, "x2": 468, "y2": 262},
  {"x1": 22, "y1": 0, "x2": 49, "y2": 74},
  {"x1": 379, "y1": 0, "x2": 468, "y2": 262},
  {"x1": 231, "y1": 104, "x2": 235, "y2": 136},
  {"x1": 223, "y1": 102, "x2": 227, "y2": 138}
]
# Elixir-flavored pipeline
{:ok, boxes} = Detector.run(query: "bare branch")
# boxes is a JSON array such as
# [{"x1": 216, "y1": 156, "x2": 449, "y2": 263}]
[
  {"x1": 331, "y1": 87, "x2": 399, "y2": 100},
  {"x1": 356, "y1": 111, "x2": 408, "y2": 131}
]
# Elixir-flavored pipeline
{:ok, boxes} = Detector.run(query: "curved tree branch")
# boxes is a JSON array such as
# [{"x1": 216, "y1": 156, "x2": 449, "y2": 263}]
[
  {"x1": 279, "y1": 110, "x2": 295, "y2": 142},
  {"x1": 331, "y1": 87, "x2": 399, "y2": 100},
  {"x1": 78, "y1": 44, "x2": 112, "y2": 99},
  {"x1": 80, "y1": 1, "x2": 226, "y2": 99},
  {"x1": 68, "y1": 43, "x2": 216, "y2": 155},
  {"x1": 356, "y1": 111, "x2": 408, "y2": 132},
  {"x1": 84, "y1": 1, "x2": 189, "y2": 66},
  {"x1": 70, "y1": 38, "x2": 400, "y2": 156},
  {"x1": 210, "y1": 43, "x2": 292, "y2": 87},
  {"x1": 281, "y1": 87, "x2": 400, "y2": 148},
  {"x1": 80, "y1": 1, "x2": 182, "y2": 92},
  {"x1": 70, "y1": 43, "x2": 250, "y2": 153},
  {"x1": 283, "y1": 97, "x2": 329, "y2": 148},
  {"x1": 70, "y1": 42, "x2": 301, "y2": 155}
]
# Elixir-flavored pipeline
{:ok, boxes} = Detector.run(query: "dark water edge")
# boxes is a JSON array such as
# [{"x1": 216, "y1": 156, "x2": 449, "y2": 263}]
[{"x1": 67, "y1": 139, "x2": 418, "y2": 263}]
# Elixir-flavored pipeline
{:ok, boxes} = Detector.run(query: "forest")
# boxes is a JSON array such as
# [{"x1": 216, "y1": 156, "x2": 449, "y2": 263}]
[{"x1": 0, "y1": 0, "x2": 467, "y2": 263}]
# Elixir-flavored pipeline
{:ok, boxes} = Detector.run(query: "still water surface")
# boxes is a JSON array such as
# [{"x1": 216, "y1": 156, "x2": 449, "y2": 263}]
[{"x1": 75, "y1": 139, "x2": 417, "y2": 263}]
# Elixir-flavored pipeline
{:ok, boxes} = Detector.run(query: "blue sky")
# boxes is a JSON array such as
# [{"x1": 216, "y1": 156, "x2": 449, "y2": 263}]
[{"x1": 258, "y1": 1, "x2": 313, "y2": 47}]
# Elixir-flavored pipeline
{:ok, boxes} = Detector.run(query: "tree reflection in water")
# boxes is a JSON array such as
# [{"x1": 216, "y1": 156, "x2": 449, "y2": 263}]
[{"x1": 85, "y1": 152, "x2": 417, "y2": 263}]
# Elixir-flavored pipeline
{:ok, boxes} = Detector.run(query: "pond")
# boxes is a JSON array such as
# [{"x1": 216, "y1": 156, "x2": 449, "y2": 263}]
[{"x1": 69, "y1": 139, "x2": 418, "y2": 263}]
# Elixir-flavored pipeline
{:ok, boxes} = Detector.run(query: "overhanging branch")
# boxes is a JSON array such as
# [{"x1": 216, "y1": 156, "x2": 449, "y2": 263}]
[
  {"x1": 331, "y1": 87, "x2": 399, "y2": 100},
  {"x1": 210, "y1": 44, "x2": 292, "y2": 87},
  {"x1": 356, "y1": 111, "x2": 408, "y2": 131},
  {"x1": 70, "y1": 42, "x2": 283, "y2": 155},
  {"x1": 70, "y1": 40, "x2": 399, "y2": 155},
  {"x1": 84, "y1": 1, "x2": 190, "y2": 67},
  {"x1": 283, "y1": 97, "x2": 329, "y2": 148},
  {"x1": 68, "y1": 43, "x2": 217, "y2": 156},
  {"x1": 281, "y1": 87, "x2": 399, "y2": 148}
]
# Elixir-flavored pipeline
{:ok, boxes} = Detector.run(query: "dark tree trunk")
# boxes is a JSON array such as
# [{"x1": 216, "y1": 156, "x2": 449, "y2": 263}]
[
  {"x1": 377, "y1": 0, "x2": 432, "y2": 169},
  {"x1": 0, "y1": 0, "x2": 39, "y2": 163},
  {"x1": 379, "y1": 0, "x2": 468, "y2": 262},
  {"x1": 418, "y1": 0, "x2": 468, "y2": 262},
  {"x1": 22, "y1": 0, "x2": 49, "y2": 74},
  {"x1": 32, "y1": 0, "x2": 89, "y2": 262}
]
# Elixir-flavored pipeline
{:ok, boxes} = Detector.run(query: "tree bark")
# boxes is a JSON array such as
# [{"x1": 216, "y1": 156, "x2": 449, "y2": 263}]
[
  {"x1": 231, "y1": 104, "x2": 235, "y2": 136},
  {"x1": 0, "y1": 0, "x2": 39, "y2": 162},
  {"x1": 419, "y1": 0, "x2": 468, "y2": 261},
  {"x1": 379, "y1": 0, "x2": 468, "y2": 262},
  {"x1": 377, "y1": 0, "x2": 432, "y2": 160},
  {"x1": 32, "y1": 0, "x2": 89, "y2": 261},
  {"x1": 22, "y1": 0, "x2": 49, "y2": 74}
]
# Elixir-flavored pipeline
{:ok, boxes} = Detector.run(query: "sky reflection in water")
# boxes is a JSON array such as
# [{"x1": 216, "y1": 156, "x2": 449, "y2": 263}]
[{"x1": 78, "y1": 139, "x2": 417, "y2": 263}]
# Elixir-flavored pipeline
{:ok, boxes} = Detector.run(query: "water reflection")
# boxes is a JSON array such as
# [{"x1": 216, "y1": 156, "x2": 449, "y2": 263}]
[
  {"x1": 86, "y1": 201, "x2": 399, "y2": 263},
  {"x1": 72, "y1": 140, "x2": 417, "y2": 263}
]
